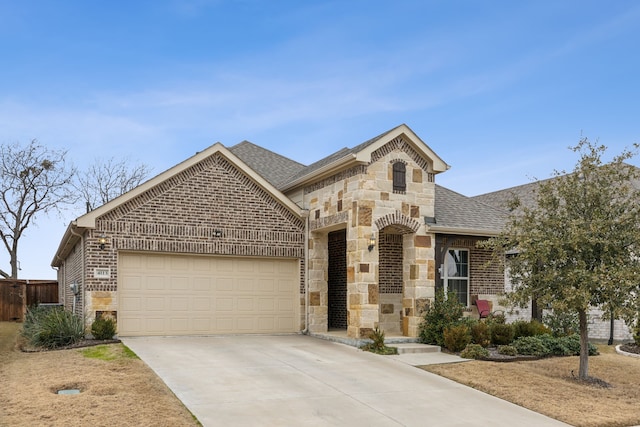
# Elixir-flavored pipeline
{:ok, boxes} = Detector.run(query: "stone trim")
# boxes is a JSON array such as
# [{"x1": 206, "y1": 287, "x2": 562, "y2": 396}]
[
  {"x1": 310, "y1": 211, "x2": 349, "y2": 231},
  {"x1": 370, "y1": 136, "x2": 433, "y2": 177},
  {"x1": 390, "y1": 159, "x2": 407, "y2": 165},
  {"x1": 375, "y1": 211, "x2": 421, "y2": 234},
  {"x1": 303, "y1": 165, "x2": 368, "y2": 194}
]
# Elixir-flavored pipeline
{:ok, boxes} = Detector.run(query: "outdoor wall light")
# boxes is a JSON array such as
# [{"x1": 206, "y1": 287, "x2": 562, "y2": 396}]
[
  {"x1": 368, "y1": 233, "x2": 376, "y2": 252},
  {"x1": 98, "y1": 233, "x2": 107, "y2": 250}
]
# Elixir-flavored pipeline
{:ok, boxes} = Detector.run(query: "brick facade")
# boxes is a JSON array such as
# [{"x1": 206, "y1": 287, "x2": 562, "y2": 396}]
[
  {"x1": 435, "y1": 235, "x2": 504, "y2": 296},
  {"x1": 58, "y1": 152, "x2": 305, "y2": 327}
]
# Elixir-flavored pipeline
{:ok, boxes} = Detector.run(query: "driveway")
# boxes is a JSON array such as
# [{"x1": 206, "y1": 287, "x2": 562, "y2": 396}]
[{"x1": 122, "y1": 334, "x2": 569, "y2": 427}]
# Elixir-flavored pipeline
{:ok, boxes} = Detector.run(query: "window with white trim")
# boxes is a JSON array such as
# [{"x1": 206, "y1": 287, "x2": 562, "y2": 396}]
[{"x1": 442, "y1": 249, "x2": 469, "y2": 306}]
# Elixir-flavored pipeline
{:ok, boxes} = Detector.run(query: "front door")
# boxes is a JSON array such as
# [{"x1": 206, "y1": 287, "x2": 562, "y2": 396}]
[{"x1": 327, "y1": 229, "x2": 347, "y2": 329}]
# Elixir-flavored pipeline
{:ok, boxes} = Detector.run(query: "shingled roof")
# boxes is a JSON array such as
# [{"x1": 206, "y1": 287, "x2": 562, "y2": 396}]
[
  {"x1": 230, "y1": 124, "x2": 448, "y2": 192},
  {"x1": 229, "y1": 141, "x2": 306, "y2": 188},
  {"x1": 471, "y1": 179, "x2": 547, "y2": 213},
  {"x1": 432, "y1": 185, "x2": 508, "y2": 236},
  {"x1": 280, "y1": 125, "x2": 397, "y2": 186},
  {"x1": 473, "y1": 163, "x2": 640, "y2": 216},
  {"x1": 228, "y1": 128, "x2": 392, "y2": 190}
]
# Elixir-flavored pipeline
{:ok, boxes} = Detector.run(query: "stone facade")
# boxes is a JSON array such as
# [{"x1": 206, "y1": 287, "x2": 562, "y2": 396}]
[
  {"x1": 297, "y1": 137, "x2": 437, "y2": 338},
  {"x1": 57, "y1": 152, "x2": 305, "y2": 327}
]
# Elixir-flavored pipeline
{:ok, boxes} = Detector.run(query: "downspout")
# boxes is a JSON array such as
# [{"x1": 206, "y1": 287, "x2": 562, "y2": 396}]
[
  {"x1": 302, "y1": 209, "x2": 310, "y2": 335},
  {"x1": 50, "y1": 265, "x2": 59, "y2": 305},
  {"x1": 68, "y1": 225, "x2": 84, "y2": 317}
]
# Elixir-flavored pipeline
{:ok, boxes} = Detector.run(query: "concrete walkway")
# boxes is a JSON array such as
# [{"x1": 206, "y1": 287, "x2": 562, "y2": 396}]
[{"x1": 122, "y1": 334, "x2": 570, "y2": 427}]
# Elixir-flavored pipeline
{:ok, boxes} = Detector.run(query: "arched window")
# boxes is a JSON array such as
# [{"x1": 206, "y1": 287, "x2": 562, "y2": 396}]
[{"x1": 392, "y1": 162, "x2": 406, "y2": 193}]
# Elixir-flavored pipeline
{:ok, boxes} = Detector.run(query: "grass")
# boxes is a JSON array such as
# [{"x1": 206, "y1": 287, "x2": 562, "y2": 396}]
[
  {"x1": 421, "y1": 344, "x2": 640, "y2": 427},
  {"x1": 81, "y1": 344, "x2": 139, "y2": 361}
]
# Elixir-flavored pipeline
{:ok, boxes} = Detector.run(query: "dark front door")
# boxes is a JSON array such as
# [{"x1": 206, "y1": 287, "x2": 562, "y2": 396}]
[{"x1": 328, "y1": 229, "x2": 347, "y2": 329}]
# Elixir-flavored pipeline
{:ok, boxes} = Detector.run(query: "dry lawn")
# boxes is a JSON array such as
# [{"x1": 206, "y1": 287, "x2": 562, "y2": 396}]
[
  {"x1": 0, "y1": 322, "x2": 199, "y2": 427},
  {"x1": 4, "y1": 319, "x2": 640, "y2": 427},
  {"x1": 422, "y1": 345, "x2": 640, "y2": 427}
]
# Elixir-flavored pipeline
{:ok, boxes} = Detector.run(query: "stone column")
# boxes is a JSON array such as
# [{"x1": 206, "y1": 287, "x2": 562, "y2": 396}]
[
  {"x1": 307, "y1": 233, "x2": 328, "y2": 333},
  {"x1": 402, "y1": 233, "x2": 436, "y2": 337},
  {"x1": 346, "y1": 201, "x2": 379, "y2": 338}
]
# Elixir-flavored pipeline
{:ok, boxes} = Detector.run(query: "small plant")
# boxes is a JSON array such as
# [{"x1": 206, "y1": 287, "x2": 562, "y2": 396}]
[
  {"x1": 511, "y1": 334, "x2": 598, "y2": 357},
  {"x1": 361, "y1": 327, "x2": 398, "y2": 355},
  {"x1": 22, "y1": 306, "x2": 84, "y2": 349},
  {"x1": 418, "y1": 287, "x2": 464, "y2": 346},
  {"x1": 497, "y1": 345, "x2": 518, "y2": 356},
  {"x1": 369, "y1": 327, "x2": 386, "y2": 351},
  {"x1": 490, "y1": 323, "x2": 514, "y2": 346},
  {"x1": 460, "y1": 343, "x2": 489, "y2": 360},
  {"x1": 471, "y1": 321, "x2": 491, "y2": 347},
  {"x1": 91, "y1": 317, "x2": 117, "y2": 340},
  {"x1": 634, "y1": 319, "x2": 640, "y2": 346},
  {"x1": 512, "y1": 335, "x2": 551, "y2": 357},
  {"x1": 512, "y1": 319, "x2": 551, "y2": 339},
  {"x1": 543, "y1": 310, "x2": 579, "y2": 337},
  {"x1": 555, "y1": 334, "x2": 599, "y2": 356},
  {"x1": 486, "y1": 312, "x2": 506, "y2": 324},
  {"x1": 443, "y1": 324, "x2": 471, "y2": 352}
]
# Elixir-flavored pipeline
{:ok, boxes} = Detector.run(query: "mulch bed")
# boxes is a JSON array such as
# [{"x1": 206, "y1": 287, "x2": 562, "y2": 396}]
[
  {"x1": 620, "y1": 343, "x2": 640, "y2": 354},
  {"x1": 20, "y1": 338, "x2": 121, "y2": 353},
  {"x1": 483, "y1": 347, "x2": 540, "y2": 362}
]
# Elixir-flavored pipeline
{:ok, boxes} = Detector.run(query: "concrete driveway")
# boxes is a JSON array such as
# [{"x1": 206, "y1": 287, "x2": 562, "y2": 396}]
[{"x1": 122, "y1": 334, "x2": 569, "y2": 427}]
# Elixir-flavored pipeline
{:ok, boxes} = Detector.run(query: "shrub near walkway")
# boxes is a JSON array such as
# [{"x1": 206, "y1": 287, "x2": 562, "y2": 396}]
[
  {"x1": 422, "y1": 344, "x2": 640, "y2": 427},
  {"x1": 0, "y1": 322, "x2": 199, "y2": 427}
]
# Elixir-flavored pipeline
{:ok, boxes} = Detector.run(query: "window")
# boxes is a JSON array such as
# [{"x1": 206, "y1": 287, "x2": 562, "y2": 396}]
[
  {"x1": 442, "y1": 249, "x2": 469, "y2": 306},
  {"x1": 392, "y1": 162, "x2": 406, "y2": 193}
]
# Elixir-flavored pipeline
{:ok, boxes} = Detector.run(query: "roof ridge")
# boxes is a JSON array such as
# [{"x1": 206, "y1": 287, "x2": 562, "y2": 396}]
[
  {"x1": 280, "y1": 124, "x2": 410, "y2": 187},
  {"x1": 436, "y1": 184, "x2": 510, "y2": 216},
  {"x1": 230, "y1": 140, "x2": 306, "y2": 167}
]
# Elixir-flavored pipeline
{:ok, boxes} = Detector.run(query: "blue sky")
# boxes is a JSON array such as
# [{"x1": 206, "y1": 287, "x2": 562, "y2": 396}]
[{"x1": 1, "y1": 1, "x2": 639, "y2": 279}]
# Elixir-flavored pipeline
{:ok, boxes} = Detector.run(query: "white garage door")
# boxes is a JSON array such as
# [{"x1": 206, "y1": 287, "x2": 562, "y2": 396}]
[{"x1": 118, "y1": 252, "x2": 300, "y2": 336}]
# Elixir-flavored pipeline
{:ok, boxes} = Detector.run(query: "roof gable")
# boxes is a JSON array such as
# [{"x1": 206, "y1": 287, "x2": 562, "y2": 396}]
[
  {"x1": 75, "y1": 143, "x2": 304, "y2": 229},
  {"x1": 281, "y1": 124, "x2": 449, "y2": 191},
  {"x1": 53, "y1": 143, "x2": 305, "y2": 265}
]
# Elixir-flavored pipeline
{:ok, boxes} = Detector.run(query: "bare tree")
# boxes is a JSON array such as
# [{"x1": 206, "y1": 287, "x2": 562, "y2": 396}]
[
  {"x1": 74, "y1": 157, "x2": 151, "y2": 212},
  {"x1": 0, "y1": 140, "x2": 75, "y2": 278}
]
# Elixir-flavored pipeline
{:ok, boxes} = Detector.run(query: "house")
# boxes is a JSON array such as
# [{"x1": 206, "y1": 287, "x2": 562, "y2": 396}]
[
  {"x1": 53, "y1": 123, "x2": 633, "y2": 341},
  {"x1": 53, "y1": 124, "x2": 514, "y2": 339}
]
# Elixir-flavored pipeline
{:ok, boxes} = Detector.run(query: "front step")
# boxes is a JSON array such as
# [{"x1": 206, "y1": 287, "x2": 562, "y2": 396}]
[{"x1": 388, "y1": 343, "x2": 441, "y2": 354}]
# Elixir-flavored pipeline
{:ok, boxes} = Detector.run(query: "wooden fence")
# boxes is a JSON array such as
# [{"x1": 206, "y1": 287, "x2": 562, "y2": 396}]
[{"x1": 0, "y1": 280, "x2": 59, "y2": 321}]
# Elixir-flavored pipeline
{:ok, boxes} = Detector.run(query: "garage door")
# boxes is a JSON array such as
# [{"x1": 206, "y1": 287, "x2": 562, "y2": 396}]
[{"x1": 118, "y1": 253, "x2": 299, "y2": 336}]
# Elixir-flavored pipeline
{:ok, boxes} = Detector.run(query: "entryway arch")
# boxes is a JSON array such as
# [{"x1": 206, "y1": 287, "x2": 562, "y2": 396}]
[{"x1": 376, "y1": 213, "x2": 420, "y2": 336}]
